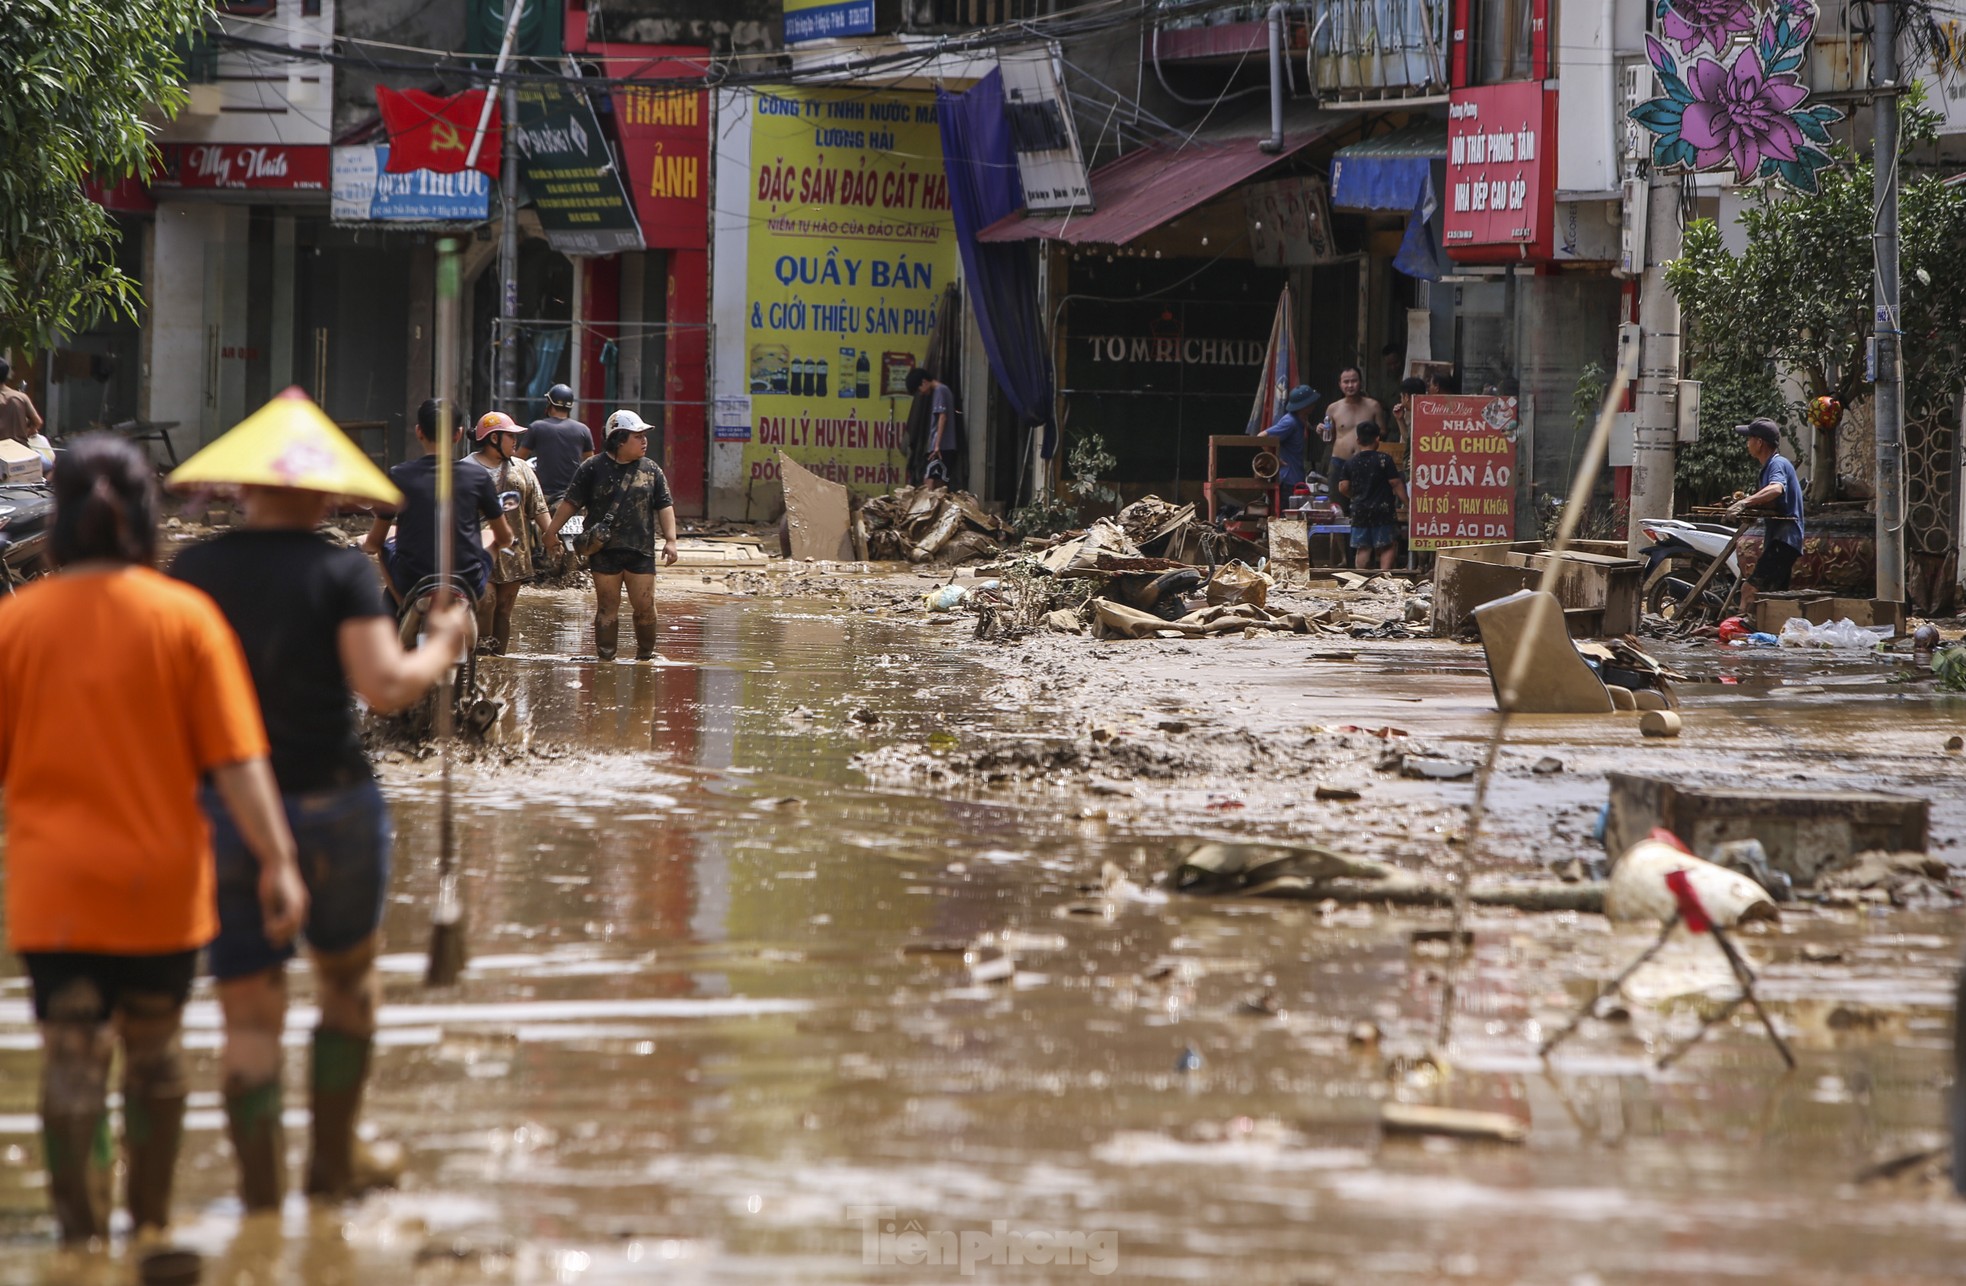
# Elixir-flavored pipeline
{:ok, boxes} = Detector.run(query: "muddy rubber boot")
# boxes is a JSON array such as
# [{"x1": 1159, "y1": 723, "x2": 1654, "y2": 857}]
[
  {"x1": 224, "y1": 1081, "x2": 285, "y2": 1214},
  {"x1": 306, "y1": 1030, "x2": 372, "y2": 1199},
  {"x1": 594, "y1": 615, "x2": 618, "y2": 661},
  {"x1": 42, "y1": 1113, "x2": 110, "y2": 1246},
  {"x1": 123, "y1": 1087, "x2": 187, "y2": 1235},
  {"x1": 633, "y1": 612, "x2": 658, "y2": 661}
]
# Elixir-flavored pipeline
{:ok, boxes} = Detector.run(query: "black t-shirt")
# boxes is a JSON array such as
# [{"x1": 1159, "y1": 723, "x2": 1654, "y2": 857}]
[
  {"x1": 387, "y1": 454, "x2": 502, "y2": 589},
  {"x1": 523, "y1": 417, "x2": 594, "y2": 501},
  {"x1": 172, "y1": 530, "x2": 391, "y2": 792},
  {"x1": 1342, "y1": 449, "x2": 1405, "y2": 526}
]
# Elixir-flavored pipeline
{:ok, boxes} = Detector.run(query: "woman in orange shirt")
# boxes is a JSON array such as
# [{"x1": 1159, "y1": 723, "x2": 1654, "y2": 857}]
[{"x1": 0, "y1": 437, "x2": 307, "y2": 1247}]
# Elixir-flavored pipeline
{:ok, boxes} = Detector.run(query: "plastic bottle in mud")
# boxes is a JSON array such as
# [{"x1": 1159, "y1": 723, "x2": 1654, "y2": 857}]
[
  {"x1": 816, "y1": 358, "x2": 828, "y2": 398},
  {"x1": 856, "y1": 351, "x2": 871, "y2": 398}
]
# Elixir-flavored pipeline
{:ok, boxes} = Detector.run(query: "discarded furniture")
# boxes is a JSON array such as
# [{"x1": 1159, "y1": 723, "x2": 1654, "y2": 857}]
[
  {"x1": 1471, "y1": 589, "x2": 1614, "y2": 714},
  {"x1": 1204, "y1": 435, "x2": 1278, "y2": 530},
  {"x1": 1604, "y1": 772, "x2": 1929, "y2": 886},
  {"x1": 111, "y1": 417, "x2": 182, "y2": 465},
  {"x1": 1433, "y1": 540, "x2": 1644, "y2": 638}
]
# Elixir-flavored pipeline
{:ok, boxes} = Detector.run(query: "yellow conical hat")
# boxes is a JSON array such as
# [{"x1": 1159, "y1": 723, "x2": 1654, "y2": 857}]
[{"x1": 167, "y1": 386, "x2": 402, "y2": 506}]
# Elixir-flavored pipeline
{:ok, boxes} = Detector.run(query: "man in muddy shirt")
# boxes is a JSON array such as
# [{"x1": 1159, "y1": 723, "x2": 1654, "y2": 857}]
[{"x1": 548, "y1": 410, "x2": 678, "y2": 661}]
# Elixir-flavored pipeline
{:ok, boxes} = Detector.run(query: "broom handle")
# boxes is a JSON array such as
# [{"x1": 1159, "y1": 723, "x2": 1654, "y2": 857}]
[{"x1": 434, "y1": 239, "x2": 460, "y2": 883}]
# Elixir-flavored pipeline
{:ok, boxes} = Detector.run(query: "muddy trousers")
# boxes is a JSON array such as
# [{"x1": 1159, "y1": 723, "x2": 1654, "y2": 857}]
[{"x1": 42, "y1": 1007, "x2": 186, "y2": 1243}]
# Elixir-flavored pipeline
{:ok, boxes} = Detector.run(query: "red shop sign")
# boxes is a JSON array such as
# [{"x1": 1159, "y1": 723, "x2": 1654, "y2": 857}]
[
  {"x1": 1443, "y1": 82, "x2": 1554, "y2": 260},
  {"x1": 613, "y1": 80, "x2": 709, "y2": 250},
  {"x1": 154, "y1": 144, "x2": 331, "y2": 191}
]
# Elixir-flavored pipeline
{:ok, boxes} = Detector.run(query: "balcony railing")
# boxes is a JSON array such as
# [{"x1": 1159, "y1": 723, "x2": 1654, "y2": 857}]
[{"x1": 1153, "y1": 0, "x2": 1447, "y2": 98}]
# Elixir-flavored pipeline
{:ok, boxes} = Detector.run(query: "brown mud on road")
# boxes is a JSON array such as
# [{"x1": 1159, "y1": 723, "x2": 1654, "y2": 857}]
[{"x1": 0, "y1": 570, "x2": 1962, "y2": 1283}]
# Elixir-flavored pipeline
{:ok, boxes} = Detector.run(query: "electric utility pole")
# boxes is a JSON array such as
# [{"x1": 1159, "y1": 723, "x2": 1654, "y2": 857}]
[
  {"x1": 1873, "y1": 0, "x2": 1906, "y2": 604},
  {"x1": 1627, "y1": 167, "x2": 1680, "y2": 552},
  {"x1": 468, "y1": 0, "x2": 527, "y2": 416}
]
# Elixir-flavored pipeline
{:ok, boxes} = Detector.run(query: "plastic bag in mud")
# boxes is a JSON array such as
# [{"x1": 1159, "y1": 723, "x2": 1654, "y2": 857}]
[{"x1": 1206, "y1": 560, "x2": 1272, "y2": 608}]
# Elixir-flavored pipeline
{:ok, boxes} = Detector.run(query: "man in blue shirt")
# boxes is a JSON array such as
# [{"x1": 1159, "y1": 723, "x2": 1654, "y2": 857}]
[
  {"x1": 1258, "y1": 384, "x2": 1320, "y2": 501},
  {"x1": 1728, "y1": 416, "x2": 1805, "y2": 612}
]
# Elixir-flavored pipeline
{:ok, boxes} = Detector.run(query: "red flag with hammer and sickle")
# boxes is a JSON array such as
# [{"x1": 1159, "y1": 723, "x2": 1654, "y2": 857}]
[{"x1": 376, "y1": 86, "x2": 501, "y2": 177}]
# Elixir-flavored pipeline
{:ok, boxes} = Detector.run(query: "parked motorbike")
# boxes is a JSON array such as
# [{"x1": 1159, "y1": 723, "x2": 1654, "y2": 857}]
[
  {"x1": 1637, "y1": 517, "x2": 1743, "y2": 624},
  {"x1": 0, "y1": 482, "x2": 55, "y2": 593}
]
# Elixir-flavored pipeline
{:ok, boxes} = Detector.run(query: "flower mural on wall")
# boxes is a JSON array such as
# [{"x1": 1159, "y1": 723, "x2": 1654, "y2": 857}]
[
  {"x1": 1656, "y1": 0, "x2": 1758, "y2": 56},
  {"x1": 1630, "y1": 0, "x2": 1842, "y2": 195}
]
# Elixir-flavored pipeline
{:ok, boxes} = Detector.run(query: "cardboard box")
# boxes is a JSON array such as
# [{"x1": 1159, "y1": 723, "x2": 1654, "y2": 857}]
[
  {"x1": 1804, "y1": 597, "x2": 1905, "y2": 636},
  {"x1": 1754, "y1": 592, "x2": 1827, "y2": 634},
  {"x1": 0, "y1": 439, "x2": 41, "y2": 484}
]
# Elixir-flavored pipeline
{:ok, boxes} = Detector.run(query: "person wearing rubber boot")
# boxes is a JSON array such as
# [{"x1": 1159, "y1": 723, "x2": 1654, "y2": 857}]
[
  {"x1": 0, "y1": 436, "x2": 306, "y2": 1247},
  {"x1": 468, "y1": 410, "x2": 558, "y2": 653},
  {"x1": 169, "y1": 389, "x2": 471, "y2": 1214},
  {"x1": 548, "y1": 409, "x2": 679, "y2": 661}
]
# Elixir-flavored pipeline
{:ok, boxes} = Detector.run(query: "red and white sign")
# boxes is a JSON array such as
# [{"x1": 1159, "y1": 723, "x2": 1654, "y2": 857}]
[
  {"x1": 1407, "y1": 394, "x2": 1519, "y2": 550},
  {"x1": 154, "y1": 144, "x2": 330, "y2": 191},
  {"x1": 1443, "y1": 82, "x2": 1554, "y2": 260}
]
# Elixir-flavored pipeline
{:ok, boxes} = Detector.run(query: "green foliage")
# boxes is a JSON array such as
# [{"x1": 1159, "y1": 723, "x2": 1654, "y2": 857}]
[
  {"x1": 1665, "y1": 88, "x2": 1966, "y2": 498},
  {"x1": 1678, "y1": 367, "x2": 1780, "y2": 506},
  {"x1": 1570, "y1": 361, "x2": 1608, "y2": 440},
  {"x1": 1009, "y1": 433, "x2": 1121, "y2": 536},
  {"x1": 0, "y1": 0, "x2": 209, "y2": 352}
]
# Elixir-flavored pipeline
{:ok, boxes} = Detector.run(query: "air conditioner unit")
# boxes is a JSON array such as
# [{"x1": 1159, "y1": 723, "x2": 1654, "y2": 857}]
[{"x1": 1620, "y1": 58, "x2": 1651, "y2": 162}]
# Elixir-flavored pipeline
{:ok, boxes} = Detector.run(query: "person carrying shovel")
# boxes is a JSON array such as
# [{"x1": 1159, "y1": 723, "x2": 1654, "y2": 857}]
[
  {"x1": 0, "y1": 435, "x2": 306, "y2": 1247},
  {"x1": 169, "y1": 388, "x2": 471, "y2": 1212}
]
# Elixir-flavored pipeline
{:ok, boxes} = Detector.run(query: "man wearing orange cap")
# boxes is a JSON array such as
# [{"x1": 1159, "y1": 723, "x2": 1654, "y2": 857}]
[
  {"x1": 169, "y1": 389, "x2": 473, "y2": 1212},
  {"x1": 469, "y1": 411, "x2": 558, "y2": 653}
]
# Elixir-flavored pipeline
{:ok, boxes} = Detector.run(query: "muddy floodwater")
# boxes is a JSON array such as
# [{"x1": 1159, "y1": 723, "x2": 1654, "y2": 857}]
[{"x1": 3, "y1": 576, "x2": 1965, "y2": 1283}]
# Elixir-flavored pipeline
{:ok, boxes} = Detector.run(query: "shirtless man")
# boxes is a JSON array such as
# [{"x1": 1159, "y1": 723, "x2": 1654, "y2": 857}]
[{"x1": 1319, "y1": 366, "x2": 1387, "y2": 473}]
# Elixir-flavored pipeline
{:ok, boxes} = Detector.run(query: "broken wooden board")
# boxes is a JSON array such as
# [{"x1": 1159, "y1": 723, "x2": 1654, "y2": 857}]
[
  {"x1": 1380, "y1": 1103, "x2": 1527, "y2": 1144},
  {"x1": 777, "y1": 450, "x2": 854, "y2": 562}
]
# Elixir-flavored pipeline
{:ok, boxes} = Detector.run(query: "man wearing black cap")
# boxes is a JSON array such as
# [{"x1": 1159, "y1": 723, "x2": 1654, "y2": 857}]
[
  {"x1": 1727, "y1": 416, "x2": 1804, "y2": 612},
  {"x1": 519, "y1": 383, "x2": 595, "y2": 507}
]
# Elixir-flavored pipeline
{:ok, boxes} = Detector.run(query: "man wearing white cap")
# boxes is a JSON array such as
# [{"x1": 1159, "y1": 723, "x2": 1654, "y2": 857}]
[{"x1": 548, "y1": 409, "x2": 679, "y2": 661}]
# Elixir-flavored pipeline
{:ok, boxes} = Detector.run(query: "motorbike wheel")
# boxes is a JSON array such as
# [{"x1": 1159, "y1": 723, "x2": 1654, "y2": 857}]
[{"x1": 1644, "y1": 575, "x2": 1712, "y2": 624}]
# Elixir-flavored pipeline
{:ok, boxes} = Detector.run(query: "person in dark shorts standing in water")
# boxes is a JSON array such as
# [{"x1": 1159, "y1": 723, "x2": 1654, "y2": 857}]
[
  {"x1": 548, "y1": 409, "x2": 679, "y2": 661},
  {"x1": 1727, "y1": 416, "x2": 1806, "y2": 615},
  {"x1": 1338, "y1": 421, "x2": 1408, "y2": 571},
  {"x1": 518, "y1": 382, "x2": 594, "y2": 505},
  {"x1": 0, "y1": 434, "x2": 305, "y2": 1246},
  {"x1": 170, "y1": 389, "x2": 470, "y2": 1213}
]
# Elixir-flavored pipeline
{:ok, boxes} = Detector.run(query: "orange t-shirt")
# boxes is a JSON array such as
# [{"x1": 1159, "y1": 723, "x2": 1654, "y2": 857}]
[{"x1": 0, "y1": 566, "x2": 269, "y2": 953}]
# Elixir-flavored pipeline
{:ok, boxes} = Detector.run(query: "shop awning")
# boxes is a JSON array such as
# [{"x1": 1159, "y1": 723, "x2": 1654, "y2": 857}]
[
  {"x1": 1328, "y1": 122, "x2": 1448, "y2": 212},
  {"x1": 977, "y1": 123, "x2": 1338, "y2": 246}
]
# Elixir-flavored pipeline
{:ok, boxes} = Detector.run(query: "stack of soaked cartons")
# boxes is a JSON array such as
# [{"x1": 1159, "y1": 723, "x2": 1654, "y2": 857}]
[{"x1": 1753, "y1": 591, "x2": 1905, "y2": 637}]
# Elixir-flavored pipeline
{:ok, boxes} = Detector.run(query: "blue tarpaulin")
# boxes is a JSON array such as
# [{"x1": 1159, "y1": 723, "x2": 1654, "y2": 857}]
[
  {"x1": 937, "y1": 70, "x2": 1057, "y2": 461},
  {"x1": 1329, "y1": 123, "x2": 1448, "y2": 280}
]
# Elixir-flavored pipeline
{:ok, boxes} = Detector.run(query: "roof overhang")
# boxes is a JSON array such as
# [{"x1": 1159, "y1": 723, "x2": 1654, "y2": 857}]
[{"x1": 977, "y1": 116, "x2": 1343, "y2": 246}]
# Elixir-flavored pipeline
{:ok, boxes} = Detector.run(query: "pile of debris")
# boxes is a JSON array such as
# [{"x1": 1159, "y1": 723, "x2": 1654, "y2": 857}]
[
  {"x1": 857, "y1": 484, "x2": 1008, "y2": 564},
  {"x1": 778, "y1": 451, "x2": 1009, "y2": 565}
]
